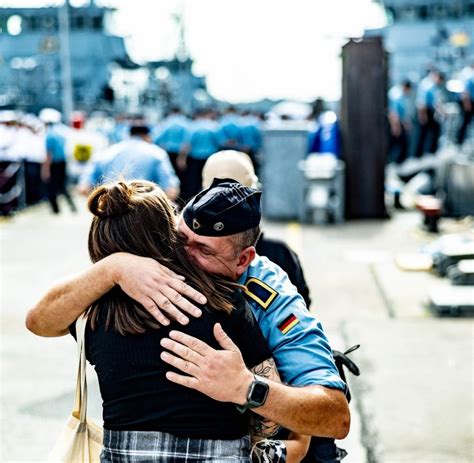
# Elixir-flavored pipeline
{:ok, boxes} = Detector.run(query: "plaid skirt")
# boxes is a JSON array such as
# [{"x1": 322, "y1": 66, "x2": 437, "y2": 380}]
[{"x1": 101, "y1": 429, "x2": 251, "y2": 462}]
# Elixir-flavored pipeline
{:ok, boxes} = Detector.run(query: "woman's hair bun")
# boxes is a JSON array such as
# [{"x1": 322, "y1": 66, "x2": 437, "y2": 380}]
[{"x1": 88, "y1": 181, "x2": 133, "y2": 218}]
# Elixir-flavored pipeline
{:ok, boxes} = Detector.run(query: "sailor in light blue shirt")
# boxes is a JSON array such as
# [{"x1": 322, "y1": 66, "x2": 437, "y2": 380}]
[
  {"x1": 240, "y1": 113, "x2": 262, "y2": 154},
  {"x1": 181, "y1": 178, "x2": 345, "y2": 391},
  {"x1": 155, "y1": 108, "x2": 190, "y2": 156},
  {"x1": 80, "y1": 125, "x2": 179, "y2": 200},
  {"x1": 414, "y1": 70, "x2": 445, "y2": 157},
  {"x1": 180, "y1": 109, "x2": 220, "y2": 199},
  {"x1": 187, "y1": 113, "x2": 220, "y2": 161},
  {"x1": 45, "y1": 125, "x2": 67, "y2": 163},
  {"x1": 217, "y1": 107, "x2": 243, "y2": 150}
]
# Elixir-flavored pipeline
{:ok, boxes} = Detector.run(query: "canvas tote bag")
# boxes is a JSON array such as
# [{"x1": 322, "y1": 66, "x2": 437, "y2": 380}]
[{"x1": 48, "y1": 315, "x2": 103, "y2": 462}]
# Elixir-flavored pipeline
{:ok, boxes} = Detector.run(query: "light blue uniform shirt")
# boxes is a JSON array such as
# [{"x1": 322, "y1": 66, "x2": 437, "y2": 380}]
[
  {"x1": 464, "y1": 76, "x2": 474, "y2": 99},
  {"x1": 83, "y1": 138, "x2": 179, "y2": 190},
  {"x1": 188, "y1": 119, "x2": 220, "y2": 160},
  {"x1": 238, "y1": 255, "x2": 345, "y2": 390},
  {"x1": 155, "y1": 114, "x2": 190, "y2": 154},
  {"x1": 46, "y1": 126, "x2": 67, "y2": 162},
  {"x1": 389, "y1": 87, "x2": 409, "y2": 122},
  {"x1": 217, "y1": 114, "x2": 243, "y2": 148},
  {"x1": 416, "y1": 77, "x2": 441, "y2": 110},
  {"x1": 109, "y1": 122, "x2": 130, "y2": 144},
  {"x1": 240, "y1": 116, "x2": 262, "y2": 152}
]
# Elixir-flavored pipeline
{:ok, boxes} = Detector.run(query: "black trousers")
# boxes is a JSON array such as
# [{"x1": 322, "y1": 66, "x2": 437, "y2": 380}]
[
  {"x1": 47, "y1": 161, "x2": 76, "y2": 214},
  {"x1": 388, "y1": 126, "x2": 410, "y2": 164},
  {"x1": 457, "y1": 100, "x2": 473, "y2": 145},
  {"x1": 24, "y1": 161, "x2": 45, "y2": 205},
  {"x1": 181, "y1": 157, "x2": 207, "y2": 203},
  {"x1": 414, "y1": 110, "x2": 441, "y2": 158}
]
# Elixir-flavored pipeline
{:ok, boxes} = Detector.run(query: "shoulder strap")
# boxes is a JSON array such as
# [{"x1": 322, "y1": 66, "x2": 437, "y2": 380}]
[{"x1": 72, "y1": 315, "x2": 88, "y2": 424}]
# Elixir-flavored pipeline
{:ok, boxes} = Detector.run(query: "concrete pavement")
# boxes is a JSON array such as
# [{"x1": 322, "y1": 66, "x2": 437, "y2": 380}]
[{"x1": 1, "y1": 197, "x2": 473, "y2": 462}]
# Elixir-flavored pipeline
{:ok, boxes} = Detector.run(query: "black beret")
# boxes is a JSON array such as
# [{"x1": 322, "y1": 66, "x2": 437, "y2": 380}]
[{"x1": 183, "y1": 178, "x2": 262, "y2": 237}]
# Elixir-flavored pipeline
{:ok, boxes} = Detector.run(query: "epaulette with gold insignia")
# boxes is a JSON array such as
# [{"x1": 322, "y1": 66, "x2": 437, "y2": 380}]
[{"x1": 243, "y1": 277, "x2": 278, "y2": 310}]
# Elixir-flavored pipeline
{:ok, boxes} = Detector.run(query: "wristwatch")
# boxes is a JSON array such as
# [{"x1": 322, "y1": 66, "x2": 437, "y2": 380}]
[{"x1": 236, "y1": 375, "x2": 270, "y2": 413}]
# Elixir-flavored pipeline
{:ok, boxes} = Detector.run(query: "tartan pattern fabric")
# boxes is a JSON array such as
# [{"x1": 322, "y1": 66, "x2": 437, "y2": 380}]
[{"x1": 101, "y1": 429, "x2": 251, "y2": 462}]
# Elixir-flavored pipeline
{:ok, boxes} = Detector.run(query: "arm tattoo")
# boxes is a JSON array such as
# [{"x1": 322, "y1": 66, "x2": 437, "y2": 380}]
[
  {"x1": 252, "y1": 357, "x2": 277, "y2": 379},
  {"x1": 249, "y1": 413, "x2": 280, "y2": 440},
  {"x1": 249, "y1": 358, "x2": 281, "y2": 440}
]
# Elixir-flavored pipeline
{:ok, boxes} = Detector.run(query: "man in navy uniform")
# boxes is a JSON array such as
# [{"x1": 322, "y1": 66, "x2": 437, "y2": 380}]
[
  {"x1": 202, "y1": 150, "x2": 311, "y2": 307},
  {"x1": 78, "y1": 124, "x2": 179, "y2": 201},
  {"x1": 414, "y1": 70, "x2": 445, "y2": 158},
  {"x1": 180, "y1": 108, "x2": 220, "y2": 201},
  {"x1": 40, "y1": 108, "x2": 77, "y2": 214},
  {"x1": 388, "y1": 80, "x2": 413, "y2": 164},
  {"x1": 154, "y1": 107, "x2": 190, "y2": 185},
  {"x1": 27, "y1": 181, "x2": 350, "y2": 458}
]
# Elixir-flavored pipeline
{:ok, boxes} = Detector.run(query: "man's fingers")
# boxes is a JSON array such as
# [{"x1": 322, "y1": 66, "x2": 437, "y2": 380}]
[
  {"x1": 160, "y1": 337, "x2": 203, "y2": 364},
  {"x1": 168, "y1": 330, "x2": 213, "y2": 356},
  {"x1": 213, "y1": 323, "x2": 239, "y2": 352},
  {"x1": 165, "y1": 371, "x2": 200, "y2": 390},
  {"x1": 160, "y1": 352, "x2": 200, "y2": 376},
  {"x1": 169, "y1": 279, "x2": 207, "y2": 307}
]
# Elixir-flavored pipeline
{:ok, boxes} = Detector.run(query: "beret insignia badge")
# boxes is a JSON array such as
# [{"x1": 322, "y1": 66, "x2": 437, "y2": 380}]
[{"x1": 213, "y1": 222, "x2": 224, "y2": 231}]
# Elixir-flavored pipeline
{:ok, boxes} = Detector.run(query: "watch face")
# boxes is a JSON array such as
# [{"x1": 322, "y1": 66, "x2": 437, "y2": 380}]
[{"x1": 250, "y1": 381, "x2": 269, "y2": 405}]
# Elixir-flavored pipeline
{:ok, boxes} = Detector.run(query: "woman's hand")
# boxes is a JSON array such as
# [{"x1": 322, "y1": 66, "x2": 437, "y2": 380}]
[{"x1": 111, "y1": 253, "x2": 207, "y2": 326}]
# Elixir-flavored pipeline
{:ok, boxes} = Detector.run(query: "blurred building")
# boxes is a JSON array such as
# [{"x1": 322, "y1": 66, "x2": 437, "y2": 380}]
[
  {"x1": 367, "y1": 0, "x2": 474, "y2": 83},
  {"x1": 0, "y1": 2, "x2": 135, "y2": 112},
  {"x1": 141, "y1": 58, "x2": 210, "y2": 116},
  {"x1": 138, "y1": 11, "x2": 213, "y2": 116},
  {"x1": 0, "y1": 3, "x2": 214, "y2": 117}
]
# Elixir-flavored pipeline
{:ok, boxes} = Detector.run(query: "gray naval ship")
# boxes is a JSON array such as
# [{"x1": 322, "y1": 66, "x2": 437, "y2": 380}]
[
  {"x1": 0, "y1": 1, "x2": 137, "y2": 112},
  {"x1": 0, "y1": 2, "x2": 210, "y2": 114},
  {"x1": 367, "y1": 0, "x2": 474, "y2": 83}
]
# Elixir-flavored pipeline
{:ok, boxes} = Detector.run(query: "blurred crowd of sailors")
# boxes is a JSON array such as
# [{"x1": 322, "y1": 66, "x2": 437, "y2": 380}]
[
  {"x1": 388, "y1": 63, "x2": 474, "y2": 164},
  {"x1": 1, "y1": 64, "x2": 472, "y2": 217},
  {"x1": 0, "y1": 106, "x2": 264, "y2": 215}
]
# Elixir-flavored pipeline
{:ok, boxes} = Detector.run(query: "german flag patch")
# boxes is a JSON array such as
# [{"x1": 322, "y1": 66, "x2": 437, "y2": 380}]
[
  {"x1": 243, "y1": 278, "x2": 278, "y2": 311},
  {"x1": 278, "y1": 313, "x2": 299, "y2": 334}
]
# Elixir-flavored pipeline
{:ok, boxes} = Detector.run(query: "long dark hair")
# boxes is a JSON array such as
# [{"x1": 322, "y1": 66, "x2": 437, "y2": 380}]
[{"x1": 86, "y1": 180, "x2": 238, "y2": 335}]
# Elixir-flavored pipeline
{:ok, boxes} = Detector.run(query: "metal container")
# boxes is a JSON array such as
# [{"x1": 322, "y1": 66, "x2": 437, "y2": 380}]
[{"x1": 261, "y1": 126, "x2": 309, "y2": 220}]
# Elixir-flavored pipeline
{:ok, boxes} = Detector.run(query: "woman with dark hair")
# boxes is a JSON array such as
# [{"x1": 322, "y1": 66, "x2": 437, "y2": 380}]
[{"x1": 71, "y1": 179, "x2": 275, "y2": 462}]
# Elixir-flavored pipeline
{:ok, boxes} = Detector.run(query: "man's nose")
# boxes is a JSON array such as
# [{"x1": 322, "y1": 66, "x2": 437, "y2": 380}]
[{"x1": 184, "y1": 244, "x2": 196, "y2": 257}]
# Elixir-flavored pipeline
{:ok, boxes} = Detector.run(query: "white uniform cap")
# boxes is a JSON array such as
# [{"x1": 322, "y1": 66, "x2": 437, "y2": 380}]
[
  {"x1": 202, "y1": 150, "x2": 259, "y2": 189},
  {"x1": 0, "y1": 110, "x2": 18, "y2": 122},
  {"x1": 20, "y1": 114, "x2": 43, "y2": 129},
  {"x1": 39, "y1": 108, "x2": 62, "y2": 124}
]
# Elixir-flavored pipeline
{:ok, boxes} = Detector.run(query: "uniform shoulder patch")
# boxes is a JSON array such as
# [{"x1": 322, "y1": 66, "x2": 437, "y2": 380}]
[
  {"x1": 243, "y1": 277, "x2": 278, "y2": 310},
  {"x1": 278, "y1": 313, "x2": 300, "y2": 334}
]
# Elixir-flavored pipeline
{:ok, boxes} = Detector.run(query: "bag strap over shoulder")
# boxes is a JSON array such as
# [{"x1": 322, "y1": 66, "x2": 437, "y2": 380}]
[{"x1": 72, "y1": 315, "x2": 89, "y2": 424}]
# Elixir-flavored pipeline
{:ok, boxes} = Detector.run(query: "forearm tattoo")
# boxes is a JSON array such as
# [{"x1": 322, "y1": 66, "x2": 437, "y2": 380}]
[
  {"x1": 252, "y1": 358, "x2": 277, "y2": 379},
  {"x1": 250, "y1": 358, "x2": 280, "y2": 440}
]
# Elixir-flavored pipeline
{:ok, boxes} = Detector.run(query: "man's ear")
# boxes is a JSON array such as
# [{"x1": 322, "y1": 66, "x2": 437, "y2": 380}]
[{"x1": 236, "y1": 246, "x2": 256, "y2": 272}]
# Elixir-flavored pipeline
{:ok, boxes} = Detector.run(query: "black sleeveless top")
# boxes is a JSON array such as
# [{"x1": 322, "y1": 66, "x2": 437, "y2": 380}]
[{"x1": 70, "y1": 292, "x2": 270, "y2": 439}]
